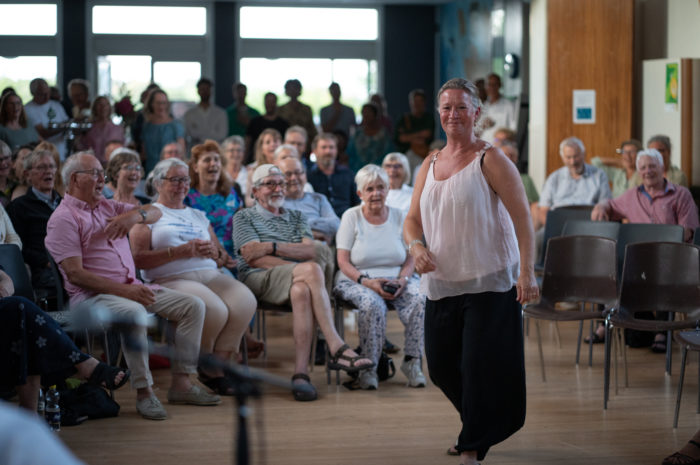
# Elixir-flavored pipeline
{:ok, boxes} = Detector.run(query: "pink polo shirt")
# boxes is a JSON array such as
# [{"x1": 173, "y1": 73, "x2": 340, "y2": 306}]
[
  {"x1": 608, "y1": 181, "x2": 699, "y2": 240},
  {"x1": 45, "y1": 193, "x2": 159, "y2": 305}
]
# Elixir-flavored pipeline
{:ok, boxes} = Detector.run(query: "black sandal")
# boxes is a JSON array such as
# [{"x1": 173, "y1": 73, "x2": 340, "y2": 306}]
[
  {"x1": 662, "y1": 440, "x2": 700, "y2": 465},
  {"x1": 327, "y1": 343, "x2": 375, "y2": 374},
  {"x1": 291, "y1": 373, "x2": 318, "y2": 402},
  {"x1": 197, "y1": 368, "x2": 236, "y2": 396},
  {"x1": 87, "y1": 362, "x2": 130, "y2": 390}
]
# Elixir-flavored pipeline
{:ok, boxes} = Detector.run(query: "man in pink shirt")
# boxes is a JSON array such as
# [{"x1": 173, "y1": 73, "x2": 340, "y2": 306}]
[
  {"x1": 45, "y1": 152, "x2": 219, "y2": 421},
  {"x1": 592, "y1": 148, "x2": 699, "y2": 242}
]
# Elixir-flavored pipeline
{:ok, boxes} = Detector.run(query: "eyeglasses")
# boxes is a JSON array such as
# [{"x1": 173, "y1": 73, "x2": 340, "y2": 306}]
[
  {"x1": 283, "y1": 170, "x2": 304, "y2": 178},
  {"x1": 33, "y1": 164, "x2": 57, "y2": 172},
  {"x1": 164, "y1": 176, "x2": 191, "y2": 185},
  {"x1": 121, "y1": 164, "x2": 143, "y2": 172},
  {"x1": 259, "y1": 180, "x2": 286, "y2": 190},
  {"x1": 383, "y1": 163, "x2": 403, "y2": 170},
  {"x1": 0, "y1": 156, "x2": 11, "y2": 164},
  {"x1": 75, "y1": 169, "x2": 106, "y2": 181}
]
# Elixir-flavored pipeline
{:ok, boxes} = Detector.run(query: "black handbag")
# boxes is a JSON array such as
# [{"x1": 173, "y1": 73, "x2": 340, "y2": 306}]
[{"x1": 59, "y1": 383, "x2": 120, "y2": 424}]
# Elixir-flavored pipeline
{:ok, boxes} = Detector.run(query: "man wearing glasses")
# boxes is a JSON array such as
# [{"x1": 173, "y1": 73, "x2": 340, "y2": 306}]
[
  {"x1": 46, "y1": 152, "x2": 217, "y2": 421},
  {"x1": 233, "y1": 164, "x2": 373, "y2": 401},
  {"x1": 7, "y1": 149, "x2": 62, "y2": 303}
]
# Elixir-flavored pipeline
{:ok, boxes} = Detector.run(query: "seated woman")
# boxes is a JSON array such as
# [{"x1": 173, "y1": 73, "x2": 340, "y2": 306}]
[
  {"x1": 130, "y1": 158, "x2": 257, "y2": 395},
  {"x1": 105, "y1": 148, "x2": 148, "y2": 205},
  {"x1": 0, "y1": 203, "x2": 21, "y2": 247},
  {"x1": 77, "y1": 96, "x2": 124, "y2": 166},
  {"x1": 382, "y1": 152, "x2": 413, "y2": 213},
  {"x1": 0, "y1": 92, "x2": 40, "y2": 153},
  {"x1": 346, "y1": 102, "x2": 394, "y2": 173},
  {"x1": 334, "y1": 164, "x2": 426, "y2": 390},
  {"x1": 221, "y1": 136, "x2": 248, "y2": 196},
  {"x1": 245, "y1": 128, "x2": 281, "y2": 206},
  {"x1": 0, "y1": 141, "x2": 16, "y2": 208},
  {"x1": 0, "y1": 269, "x2": 129, "y2": 412}
]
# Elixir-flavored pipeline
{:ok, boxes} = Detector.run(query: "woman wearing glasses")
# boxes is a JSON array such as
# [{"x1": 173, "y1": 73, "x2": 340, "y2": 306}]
[
  {"x1": 105, "y1": 148, "x2": 149, "y2": 205},
  {"x1": 382, "y1": 152, "x2": 413, "y2": 214},
  {"x1": 130, "y1": 158, "x2": 256, "y2": 396}
]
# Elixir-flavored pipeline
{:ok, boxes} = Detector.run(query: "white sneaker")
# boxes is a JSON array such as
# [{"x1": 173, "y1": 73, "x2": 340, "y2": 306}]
[
  {"x1": 400, "y1": 358, "x2": 426, "y2": 387},
  {"x1": 358, "y1": 370, "x2": 378, "y2": 390}
]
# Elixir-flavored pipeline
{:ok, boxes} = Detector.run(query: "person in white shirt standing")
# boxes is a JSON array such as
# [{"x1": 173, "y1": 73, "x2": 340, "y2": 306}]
[
  {"x1": 24, "y1": 78, "x2": 70, "y2": 160},
  {"x1": 479, "y1": 73, "x2": 517, "y2": 144},
  {"x1": 184, "y1": 78, "x2": 228, "y2": 148}
]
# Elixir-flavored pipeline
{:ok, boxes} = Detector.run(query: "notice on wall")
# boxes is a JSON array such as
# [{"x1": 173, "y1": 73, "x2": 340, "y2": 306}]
[
  {"x1": 573, "y1": 89, "x2": 596, "y2": 124},
  {"x1": 665, "y1": 62, "x2": 679, "y2": 112}
]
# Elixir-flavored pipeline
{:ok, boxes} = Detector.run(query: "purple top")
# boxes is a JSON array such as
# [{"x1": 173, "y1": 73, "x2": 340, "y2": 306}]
[{"x1": 45, "y1": 193, "x2": 159, "y2": 305}]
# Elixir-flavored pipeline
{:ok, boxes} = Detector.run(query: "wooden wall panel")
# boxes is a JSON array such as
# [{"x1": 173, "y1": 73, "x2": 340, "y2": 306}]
[{"x1": 546, "y1": 0, "x2": 635, "y2": 174}]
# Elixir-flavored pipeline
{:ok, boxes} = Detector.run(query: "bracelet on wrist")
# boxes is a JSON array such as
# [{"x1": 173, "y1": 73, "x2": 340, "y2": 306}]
[
  {"x1": 407, "y1": 239, "x2": 425, "y2": 255},
  {"x1": 357, "y1": 273, "x2": 369, "y2": 284}
]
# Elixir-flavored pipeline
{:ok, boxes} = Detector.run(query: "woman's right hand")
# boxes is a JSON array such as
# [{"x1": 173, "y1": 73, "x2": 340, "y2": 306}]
[
  {"x1": 411, "y1": 244, "x2": 437, "y2": 274},
  {"x1": 364, "y1": 278, "x2": 397, "y2": 300},
  {"x1": 180, "y1": 239, "x2": 215, "y2": 259}
]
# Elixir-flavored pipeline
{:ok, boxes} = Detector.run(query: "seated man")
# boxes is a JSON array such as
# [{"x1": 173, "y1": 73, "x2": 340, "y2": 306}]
[
  {"x1": 277, "y1": 156, "x2": 340, "y2": 244},
  {"x1": 232, "y1": 164, "x2": 373, "y2": 401},
  {"x1": 7, "y1": 149, "x2": 62, "y2": 302},
  {"x1": 45, "y1": 151, "x2": 219, "y2": 421}
]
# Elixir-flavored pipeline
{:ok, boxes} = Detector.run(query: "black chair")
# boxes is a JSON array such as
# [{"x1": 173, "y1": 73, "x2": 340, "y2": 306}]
[
  {"x1": 562, "y1": 220, "x2": 620, "y2": 241},
  {"x1": 0, "y1": 244, "x2": 34, "y2": 301},
  {"x1": 603, "y1": 242, "x2": 700, "y2": 409},
  {"x1": 523, "y1": 236, "x2": 617, "y2": 381},
  {"x1": 672, "y1": 330, "x2": 700, "y2": 428},
  {"x1": 537, "y1": 205, "x2": 595, "y2": 271}
]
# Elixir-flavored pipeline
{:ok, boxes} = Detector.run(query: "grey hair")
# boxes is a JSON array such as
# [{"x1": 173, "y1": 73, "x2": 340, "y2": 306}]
[
  {"x1": 355, "y1": 164, "x2": 389, "y2": 192},
  {"x1": 62, "y1": 151, "x2": 94, "y2": 187},
  {"x1": 559, "y1": 136, "x2": 586, "y2": 157},
  {"x1": 109, "y1": 146, "x2": 139, "y2": 162},
  {"x1": 273, "y1": 144, "x2": 299, "y2": 161},
  {"x1": 23, "y1": 149, "x2": 54, "y2": 171},
  {"x1": 382, "y1": 152, "x2": 411, "y2": 186},
  {"x1": 285, "y1": 125, "x2": 308, "y2": 141},
  {"x1": 636, "y1": 148, "x2": 664, "y2": 170},
  {"x1": 67, "y1": 78, "x2": 90, "y2": 95},
  {"x1": 436, "y1": 78, "x2": 481, "y2": 111},
  {"x1": 151, "y1": 158, "x2": 189, "y2": 191},
  {"x1": 221, "y1": 135, "x2": 244, "y2": 150},
  {"x1": 0, "y1": 140, "x2": 10, "y2": 157},
  {"x1": 647, "y1": 134, "x2": 671, "y2": 151},
  {"x1": 29, "y1": 78, "x2": 47, "y2": 96}
]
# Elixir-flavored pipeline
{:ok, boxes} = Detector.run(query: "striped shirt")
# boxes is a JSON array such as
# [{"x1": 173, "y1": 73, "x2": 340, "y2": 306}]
[{"x1": 233, "y1": 203, "x2": 312, "y2": 279}]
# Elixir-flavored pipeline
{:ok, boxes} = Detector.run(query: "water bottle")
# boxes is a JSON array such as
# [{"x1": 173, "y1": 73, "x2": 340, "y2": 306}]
[
  {"x1": 37, "y1": 387, "x2": 45, "y2": 418},
  {"x1": 45, "y1": 385, "x2": 61, "y2": 431}
]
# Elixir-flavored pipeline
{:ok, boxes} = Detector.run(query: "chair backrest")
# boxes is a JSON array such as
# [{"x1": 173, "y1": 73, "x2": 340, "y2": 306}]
[
  {"x1": 616, "y1": 223, "x2": 684, "y2": 280},
  {"x1": 538, "y1": 205, "x2": 595, "y2": 267},
  {"x1": 541, "y1": 235, "x2": 618, "y2": 306},
  {"x1": 562, "y1": 219, "x2": 620, "y2": 241},
  {"x1": 694, "y1": 226, "x2": 700, "y2": 247},
  {"x1": 0, "y1": 243, "x2": 34, "y2": 301},
  {"x1": 619, "y1": 241, "x2": 700, "y2": 315}
]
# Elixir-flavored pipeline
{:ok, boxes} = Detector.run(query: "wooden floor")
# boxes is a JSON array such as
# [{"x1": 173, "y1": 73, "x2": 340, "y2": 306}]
[{"x1": 55, "y1": 312, "x2": 700, "y2": 465}]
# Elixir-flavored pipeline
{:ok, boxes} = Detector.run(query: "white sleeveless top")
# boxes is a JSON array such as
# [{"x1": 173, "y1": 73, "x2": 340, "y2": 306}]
[{"x1": 419, "y1": 147, "x2": 519, "y2": 300}]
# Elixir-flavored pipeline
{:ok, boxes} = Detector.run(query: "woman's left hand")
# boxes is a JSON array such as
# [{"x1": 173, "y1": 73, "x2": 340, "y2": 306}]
[
  {"x1": 516, "y1": 269, "x2": 539, "y2": 304},
  {"x1": 390, "y1": 278, "x2": 407, "y2": 298}
]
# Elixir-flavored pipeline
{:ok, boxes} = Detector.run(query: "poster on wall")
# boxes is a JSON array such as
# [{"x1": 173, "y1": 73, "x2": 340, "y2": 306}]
[
  {"x1": 665, "y1": 63, "x2": 679, "y2": 112},
  {"x1": 573, "y1": 89, "x2": 596, "y2": 124}
]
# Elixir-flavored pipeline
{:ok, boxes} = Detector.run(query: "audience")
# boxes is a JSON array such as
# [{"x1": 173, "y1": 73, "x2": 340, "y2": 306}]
[
  {"x1": 221, "y1": 135, "x2": 248, "y2": 195},
  {"x1": 0, "y1": 92, "x2": 40, "y2": 152},
  {"x1": 591, "y1": 139, "x2": 642, "y2": 198},
  {"x1": 24, "y1": 78, "x2": 70, "y2": 160},
  {"x1": 184, "y1": 78, "x2": 228, "y2": 147},
  {"x1": 9, "y1": 143, "x2": 33, "y2": 201},
  {"x1": 226, "y1": 82, "x2": 260, "y2": 137},
  {"x1": 245, "y1": 92, "x2": 289, "y2": 163},
  {"x1": 67, "y1": 78, "x2": 91, "y2": 121},
  {"x1": 141, "y1": 89, "x2": 185, "y2": 174},
  {"x1": 382, "y1": 152, "x2": 413, "y2": 213},
  {"x1": 334, "y1": 165, "x2": 426, "y2": 390},
  {"x1": 130, "y1": 158, "x2": 257, "y2": 396},
  {"x1": 347, "y1": 102, "x2": 394, "y2": 173},
  {"x1": 46, "y1": 151, "x2": 217, "y2": 421},
  {"x1": 0, "y1": 140, "x2": 14, "y2": 207},
  {"x1": 500, "y1": 140, "x2": 540, "y2": 228},
  {"x1": 479, "y1": 73, "x2": 517, "y2": 144},
  {"x1": 394, "y1": 88, "x2": 434, "y2": 175},
  {"x1": 277, "y1": 79, "x2": 317, "y2": 144},
  {"x1": 320, "y1": 82, "x2": 356, "y2": 136},
  {"x1": 104, "y1": 148, "x2": 148, "y2": 205},
  {"x1": 160, "y1": 142, "x2": 186, "y2": 161},
  {"x1": 643, "y1": 134, "x2": 687, "y2": 187},
  {"x1": 370, "y1": 93, "x2": 393, "y2": 135},
  {"x1": 307, "y1": 133, "x2": 360, "y2": 218},
  {"x1": 245, "y1": 128, "x2": 282, "y2": 206},
  {"x1": 284, "y1": 125, "x2": 310, "y2": 163},
  {"x1": 0, "y1": 203, "x2": 21, "y2": 247},
  {"x1": 77, "y1": 96, "x2": 125, "y2": 166}
]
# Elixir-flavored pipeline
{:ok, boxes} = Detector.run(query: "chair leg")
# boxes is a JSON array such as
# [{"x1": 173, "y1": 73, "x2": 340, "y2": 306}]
[
  {"x1": 613, "y1": 328, "x2": 619, "y2": 395},
  {"x1": 622, "y1": 331, "x2": 629, "y2": 388},
  {"x1": 588, "y1": 319, "x2": 595, "y2": 367},
  {"x1": 674, "y1": 345, "x2": 688, "y2": 428},
  {"x1": 553, "y1": 321, "x2": 562, "y2": 349},
  {"x1": 575, "y1": 320, "x2": 584, "y2": 365},
  {"x1": 603, "y1": 321, "x2": 613, "y2": 409},
  {"x1": 309, "y1": 327, "x2": 317, "y2": 373},
  {"x1": 666, "y1": 317, "x2": 674, "y2": 375},
  {"x1": 240, "y1": 336, "x2": 249, "y2": 366},
  {"x1": 261, "y1": 309, "x2": 267, "y2": 360},
  {"x1": 103, "y1": 331, "x2": 114, "y2": 399},
  {"x1": 697, "y1": 353, "x2": 700, "y2": 414},
  {"x1": 535, "y1": 320, "x2": 546, "y2": 382}
]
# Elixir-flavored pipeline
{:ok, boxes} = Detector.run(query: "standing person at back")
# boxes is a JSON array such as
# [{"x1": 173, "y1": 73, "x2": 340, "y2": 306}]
[
  {"x1": 320, "y1": 83, "x2": 356, "y2": 137},
  {"x1": 277, "y1": 79, "x2": 317, "y2": 144},
  {"x1": 245, "y1": 93, "x2": 289, "y2": 164},
  {"x1": 478, "y1": 73, "x2": 517, "y2": 144},
  {"x1": 307, "y1": 133, "x2": 360, "y2": 218},
  {"x1": 184, "y1": 78, "x2": 228, "y2": 147},
  {"x1": 226, "y1": 82, "x2": 259, "y2": 137},
  {"x1": 24, "y1": 78, "x2": 70, "y2": 161},
  {"x1": 394, "y1": 89, "x2": 434, "y2": 176}
]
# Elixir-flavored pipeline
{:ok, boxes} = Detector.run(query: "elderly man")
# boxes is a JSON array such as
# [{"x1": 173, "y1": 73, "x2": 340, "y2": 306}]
[
  {"x1": 537, "y1": 136, "x2": 612, "y2": 228},
  {"x1": 45, "y1": 151, "x2": 219, "y2": 420},
  {"x1": 276, "y1": 156, "x2": 339, "y2": 244},
  {"x1": 284, "y1": 125, "x2": 310, "y2": 163},
  {"x1": 307, "y1": 133, "x2": 360, "y2": 217},
  {"x1": 184, "y1": 78, "x2": 228, "y2": 146},
  {"x1": 7, "y1": 149, "x2": 62, "y2": 300},
  {"x1": 233, "y1": 164, "x2": 373, "y2": 401},
  {"x1": 160, "y1": 142, "x2": 185, "y2": 160},
  {"x1": 24, "y1": 78, "x2": 69, "y2": 160}
]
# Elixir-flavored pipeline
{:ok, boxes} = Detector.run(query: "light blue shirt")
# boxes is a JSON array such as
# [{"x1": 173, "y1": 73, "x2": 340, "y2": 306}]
[
  {"x1": 539, "y1": 163, "x2": 612, "y2": 209},
  {"x1": 283, "y1": 192, "x2": 340, "y2": 237}
]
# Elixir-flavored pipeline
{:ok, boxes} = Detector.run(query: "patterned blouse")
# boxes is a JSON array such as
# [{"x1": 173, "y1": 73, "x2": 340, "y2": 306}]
[{"x1": 184, "y1": 187, "x2": 243, "y2": 258}]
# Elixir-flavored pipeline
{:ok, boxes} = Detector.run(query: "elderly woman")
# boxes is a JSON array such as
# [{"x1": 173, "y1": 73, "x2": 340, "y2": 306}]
[
  {"x1": 404, "y1": 78, "x2": 537, "y2": 464},
  {"x1": 245, "y1": 128, "x2": 281, "y2": 206},
  {"x1": 0, "y1": 204, "x2": 21, "y2": 247},
  {"x1": 104, "y1": 148, "x2": 148, "y2": 205},
  {"x1": 382, "y1": 152, "x2": 413, "y2": 213},
  {"x1": 142, "y1": 89, "x2": 185, "y2": 174},
  {"x1": 0, "y1": 140, "x2": 15, "y2": 207},
  {"x1": 9, "y1": 144, "x2": 35, "y2": 201},
  {"x1": 77, "y1": 96, "x2": 124, "y2": 166},
  {"x1": 130, "y1": 158, "x2": 257, "y2": 395},
  {"x1": 221, "y1": 135, "x2": 247, "y2": 195},
  {"x1": 334, "y1": 164, "x2": 426, "y2": 390},
  {"x1": 0, "y1": 92, "x2": 40, "y2": 153},
  {"x1": 347, "y1": 102, "x2": 394, "y2": 173}
]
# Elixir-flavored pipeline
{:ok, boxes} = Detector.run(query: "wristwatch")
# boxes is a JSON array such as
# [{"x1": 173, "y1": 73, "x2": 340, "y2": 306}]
[{"x1": 137, "y1": 208, "x2": 147, "y2": 223}]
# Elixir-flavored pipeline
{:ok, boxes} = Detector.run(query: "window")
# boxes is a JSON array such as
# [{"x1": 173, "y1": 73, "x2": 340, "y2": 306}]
[
  {"x1": 0, "y1": 4, "x2": 57, "y2": 35},
  {"x1": 239, "y1": 7, "x2": 378, "y2": 41},
  {"x1": 0, "y1": 56, "x2": 57, "y2": 103},
  {"x1": 92, "y1": 6, "x2": 206, "y2": 35}
]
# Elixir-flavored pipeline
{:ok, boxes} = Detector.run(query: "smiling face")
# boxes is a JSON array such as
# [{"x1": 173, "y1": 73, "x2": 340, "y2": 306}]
[
  {"x1": 619, "y1": 143, "x2": 639, "y2": 171},
  {"x1": 70, "y1": 154, "x2": 105, "y2": 205},
  {"x1": 158, "y1": 165, "x2": 190, "y2": 207},
  {"x1": 561, "y1": 144, "x2": 585, "y2": 176},
  {"x1": 278, "y1": 157, "x2": 305, "y2": 200},
  {"x1": 261, "y1": 133, "x2": 280, "y2": 163},
  {"x1": 382, "y1": 159, "x2": 405, "y2": 189},
  {"x1": 223, "y1": 142, "x2": 244, "y2": 170},
  {"x1": 116, "y1": 160, "x2": 143, "y2": 191},
  {"x1": 637, "y1": 155, "x2": 664, "y2": 191},
  {"x1": 438, "y1": 89, "x2": 478, "y2": 136},
  {"x1": 315, "y1": 138, "x2": 337, "y2": 170},
  {"x1": 647, "y1": 141, "x2": 671, "y2": 172},
  {"x1": 253, "y1": 174, "x2": 286, "y2": 212},
  {"x1": 358, "y1": 178, "x2": 388, "y2": 212},
  {"x1": 195, "y1": 151, "x2": 222, "y2": 186},
  {"x1": 28, "y1": 154, "x2": 57, "y2": 194}
]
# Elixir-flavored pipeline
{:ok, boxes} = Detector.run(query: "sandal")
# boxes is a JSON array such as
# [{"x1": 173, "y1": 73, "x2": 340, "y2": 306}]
[
  {"x1": 87, "y1": 362, "x2": 130, "y2": 390},
  {"x1": 652, "y1": 336, "x2": 667, "y2": 354},
  {"x1": 327, "y1": 344, "x2": 375, "y2": 374},
  {"x1": 197, "y1": 368, "x2": 236, "y2": 396},
  {"x1": 447, "y1": 446, "x2": 459, "y2": 456},
  {"x1": 291, "y1": 373, "x2": 317, "y2": 402},
  {"x1": 584, "y1": 332, "x2": 605, "y2": 344},
  {"x1": 662, "y1": 440, "x2": 700, "y2": 465}
]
